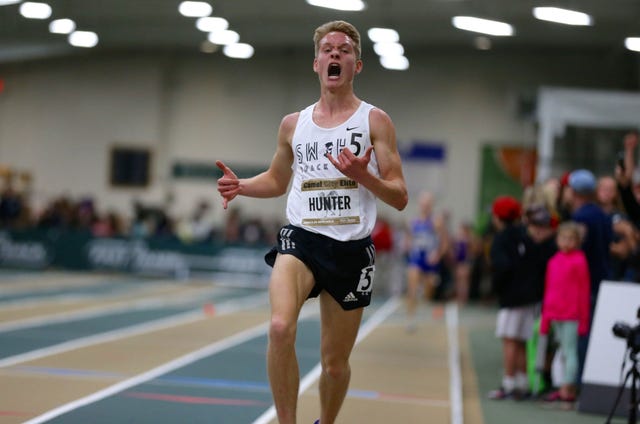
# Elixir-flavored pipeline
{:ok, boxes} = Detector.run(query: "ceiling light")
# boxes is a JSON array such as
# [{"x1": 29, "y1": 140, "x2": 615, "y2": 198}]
[
  {"x1": 208, "y1": 29, "x2": 239, "y2": 45},
  {"x1": 223, "y1": 43, "x2": 254, "y2": 59},
  {"x1": 533, "y1": 7, "x2": 592, "y2": 26},
  {"x1": 49, "y1": 18, "x2": 76, "y2": 34},
  {"x1": 373, "y1": 42, "x2": 404, "y2": 57},
  {"x1": 0, "y1": 0, "x2": 22, "y2": 5},
  {"x1": 305, "y1": 0, "x2": 365, "y2": 12},
  {"x1": 19, "y1": 2, "x2": 52, "y2": 19},
  {"x1": 178, "y1": 1, "x2": 212, "y2": 18},
  {"x1": 68, "y1": 30, "x2": 99, "y2": 48},
  {"x1": 367, "y1": 27, "x2": 399, "y2": 43},
  {"x1": 625, "y1": 37, "x2": 640, "y2": 53},
  {"x1": 380, "y1": 55, "x2": 409, "y2": 71},
  {"x1": 452, "y1": 16, "x2": 514, "y2": 36},
  {"x1": 196, "y1": 16, "x2": 228, "y2": 32}
]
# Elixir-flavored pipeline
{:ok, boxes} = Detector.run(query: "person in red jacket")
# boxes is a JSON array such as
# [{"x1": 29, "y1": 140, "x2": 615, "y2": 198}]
[{"x1": 540, "y1": 221, "x2": 591, "y2": 403}]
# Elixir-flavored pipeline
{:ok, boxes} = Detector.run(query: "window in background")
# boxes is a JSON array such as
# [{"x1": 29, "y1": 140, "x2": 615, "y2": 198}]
[{"x1": 109, "y1": 145, "x2": 152, "y2": 188}]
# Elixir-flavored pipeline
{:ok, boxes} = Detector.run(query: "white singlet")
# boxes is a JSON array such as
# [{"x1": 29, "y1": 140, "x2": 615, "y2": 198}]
[{"x1": 286, "y1": 101, "x2": 380, "y2": 241}]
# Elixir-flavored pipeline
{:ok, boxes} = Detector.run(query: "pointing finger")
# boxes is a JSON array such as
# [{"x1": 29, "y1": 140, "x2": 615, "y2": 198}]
[{"x1": 216, "y1": 160, "x2": 237, "y2": 178}]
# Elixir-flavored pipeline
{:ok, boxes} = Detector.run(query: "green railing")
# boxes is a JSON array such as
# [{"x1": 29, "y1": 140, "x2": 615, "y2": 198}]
[{"x1": 0, "y1": 230, "x2": 271, "y2": 280}]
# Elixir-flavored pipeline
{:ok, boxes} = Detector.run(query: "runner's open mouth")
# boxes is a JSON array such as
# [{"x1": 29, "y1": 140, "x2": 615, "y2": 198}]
[{"x1": 328, "y1": 63, "x2": 341, "y2": 77}]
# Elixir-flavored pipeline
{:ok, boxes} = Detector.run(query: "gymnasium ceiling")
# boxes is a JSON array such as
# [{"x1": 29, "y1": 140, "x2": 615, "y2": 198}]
[{"x1": 1, "y1": 0, "x2": 640, "y2": 64}]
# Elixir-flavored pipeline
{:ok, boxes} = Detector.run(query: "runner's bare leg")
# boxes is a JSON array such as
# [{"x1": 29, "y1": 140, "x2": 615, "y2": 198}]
[
  {"x1": 318, "y1": 291, "x2": 364, "y2": 424},
  {"x1": 267, "y1": 254, "x2": 315, "y2": 424}
]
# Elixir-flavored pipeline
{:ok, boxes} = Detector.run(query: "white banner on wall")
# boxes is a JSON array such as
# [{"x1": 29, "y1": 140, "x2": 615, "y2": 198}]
[{"x1": 400, "y1": 141, "x2": 446, "y2": 199}]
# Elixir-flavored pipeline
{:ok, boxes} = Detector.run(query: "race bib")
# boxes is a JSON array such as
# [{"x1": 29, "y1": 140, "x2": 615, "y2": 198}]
[{"x1": 300, "y1": 178, "x2": 360, "y2": 226}]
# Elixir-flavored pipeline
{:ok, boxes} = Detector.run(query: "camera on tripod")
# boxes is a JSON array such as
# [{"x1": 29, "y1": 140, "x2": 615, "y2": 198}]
[
  {"x1": 606, "y1": 306, "x2": 640, "y2": 424},
  {"x1": 612, "y1": 307, "x2": 640, "y2": 354}
]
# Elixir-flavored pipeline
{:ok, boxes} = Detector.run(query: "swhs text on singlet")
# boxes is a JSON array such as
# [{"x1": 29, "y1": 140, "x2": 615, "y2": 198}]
[{"x1": 286, "y1": 101, "x2": 380, "y2": 241}]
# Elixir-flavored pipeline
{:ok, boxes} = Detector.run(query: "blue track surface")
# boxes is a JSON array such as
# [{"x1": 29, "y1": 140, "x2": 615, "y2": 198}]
[
  {"x1": 40, "y1": 319, "x2": 321, "y2": 424},
  {"x1": 0, "y1": 287, "x2": 257, "y2": 360}
]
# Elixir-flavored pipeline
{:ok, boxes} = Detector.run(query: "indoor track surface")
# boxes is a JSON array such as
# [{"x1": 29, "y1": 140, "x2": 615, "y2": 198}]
[{"x1": 0, "y1": 270, "x2": 619, "y2": 423}]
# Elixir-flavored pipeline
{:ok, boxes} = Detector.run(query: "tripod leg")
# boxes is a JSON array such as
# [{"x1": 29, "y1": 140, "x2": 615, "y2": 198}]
[
  {"x1": 628, "y1": 368, "x2": 638, "y2": 424},
  {"x1": 606, "y1": 369, "x2": 633, "y2": 424}
]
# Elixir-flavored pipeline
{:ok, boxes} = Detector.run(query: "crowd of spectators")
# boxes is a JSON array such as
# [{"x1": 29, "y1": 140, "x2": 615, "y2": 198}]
[
  {"x1": 0, "y1": 175, "x2": 282, "y2": 246},
  {"x1": 483, "y1": 131, "x2": 640, "y2": 407}
]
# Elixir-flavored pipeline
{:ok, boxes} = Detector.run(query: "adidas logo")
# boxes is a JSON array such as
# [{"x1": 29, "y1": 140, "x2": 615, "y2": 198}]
[{"x1": 343, "y1": 292, "x2": 358, "y2": 302}]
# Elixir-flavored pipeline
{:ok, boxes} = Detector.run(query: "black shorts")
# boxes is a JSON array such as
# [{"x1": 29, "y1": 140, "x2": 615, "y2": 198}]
[{"x1": 265, "y1": 224, "x2": 376, "y2": 311}]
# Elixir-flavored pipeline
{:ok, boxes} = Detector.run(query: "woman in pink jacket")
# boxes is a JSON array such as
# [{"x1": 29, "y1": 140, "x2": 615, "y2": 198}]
[{"x1": 540, "y1": 221, "x2": 591, "y2": 403}]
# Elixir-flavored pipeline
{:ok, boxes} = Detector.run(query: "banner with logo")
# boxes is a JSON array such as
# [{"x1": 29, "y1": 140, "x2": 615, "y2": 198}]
[{"x1": 0, "y1": 230, "x2": 271, "y2": 283}]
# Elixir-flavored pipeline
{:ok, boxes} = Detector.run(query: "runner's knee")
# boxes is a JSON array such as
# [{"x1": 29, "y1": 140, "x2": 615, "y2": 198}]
[
  {"x1": 269, "y1": 316, "x2": 297, "y2": 345},
  {"x1": 321, "y1": 357, "x2": 350, "y2": 380}
]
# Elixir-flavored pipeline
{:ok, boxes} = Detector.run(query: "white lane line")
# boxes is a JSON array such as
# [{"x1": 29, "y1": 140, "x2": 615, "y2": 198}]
[
  {"x1": 446, "y1": 302, "x2": 463, "y2": 424},
  {"x1": 0, "y1": 283, "x2": 178, "y2": 309},
  {"x1": 22, "y1": 325, "x2": 269, "y2": 424},
  {"x1": 0, "y1": 286, "x2": 226, "y2": 333},
  {"x1": 0, "y1": 273, "x2": 107, "y2": 293},
  {"x1": 251, "y1": 296, "x2": 401, "y2": 424},
  {"x1": 0, "y1": 291, "x2": 269, "y2": 368},
  {"x1": 0, "y1": 275, "x2": 168, "y2": 298},
  {"x1": 22, "y1": 301, "x2": 320, "y2": 424}
]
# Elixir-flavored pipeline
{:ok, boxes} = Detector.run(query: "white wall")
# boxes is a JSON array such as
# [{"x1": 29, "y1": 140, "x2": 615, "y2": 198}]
[{"x1": 0, "y1": 48, "x2": 634, "y2": 229}]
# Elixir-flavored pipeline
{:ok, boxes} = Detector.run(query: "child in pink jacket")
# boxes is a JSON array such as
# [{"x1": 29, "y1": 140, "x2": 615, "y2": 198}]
[{"x1": 540, "y1": 221, "x2": 590, "y2": 402}]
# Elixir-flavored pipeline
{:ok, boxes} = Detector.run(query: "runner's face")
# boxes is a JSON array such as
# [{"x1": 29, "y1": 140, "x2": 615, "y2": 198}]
[{"x1": 314, "y1": 31, "x2": 361, "y2": 87}]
